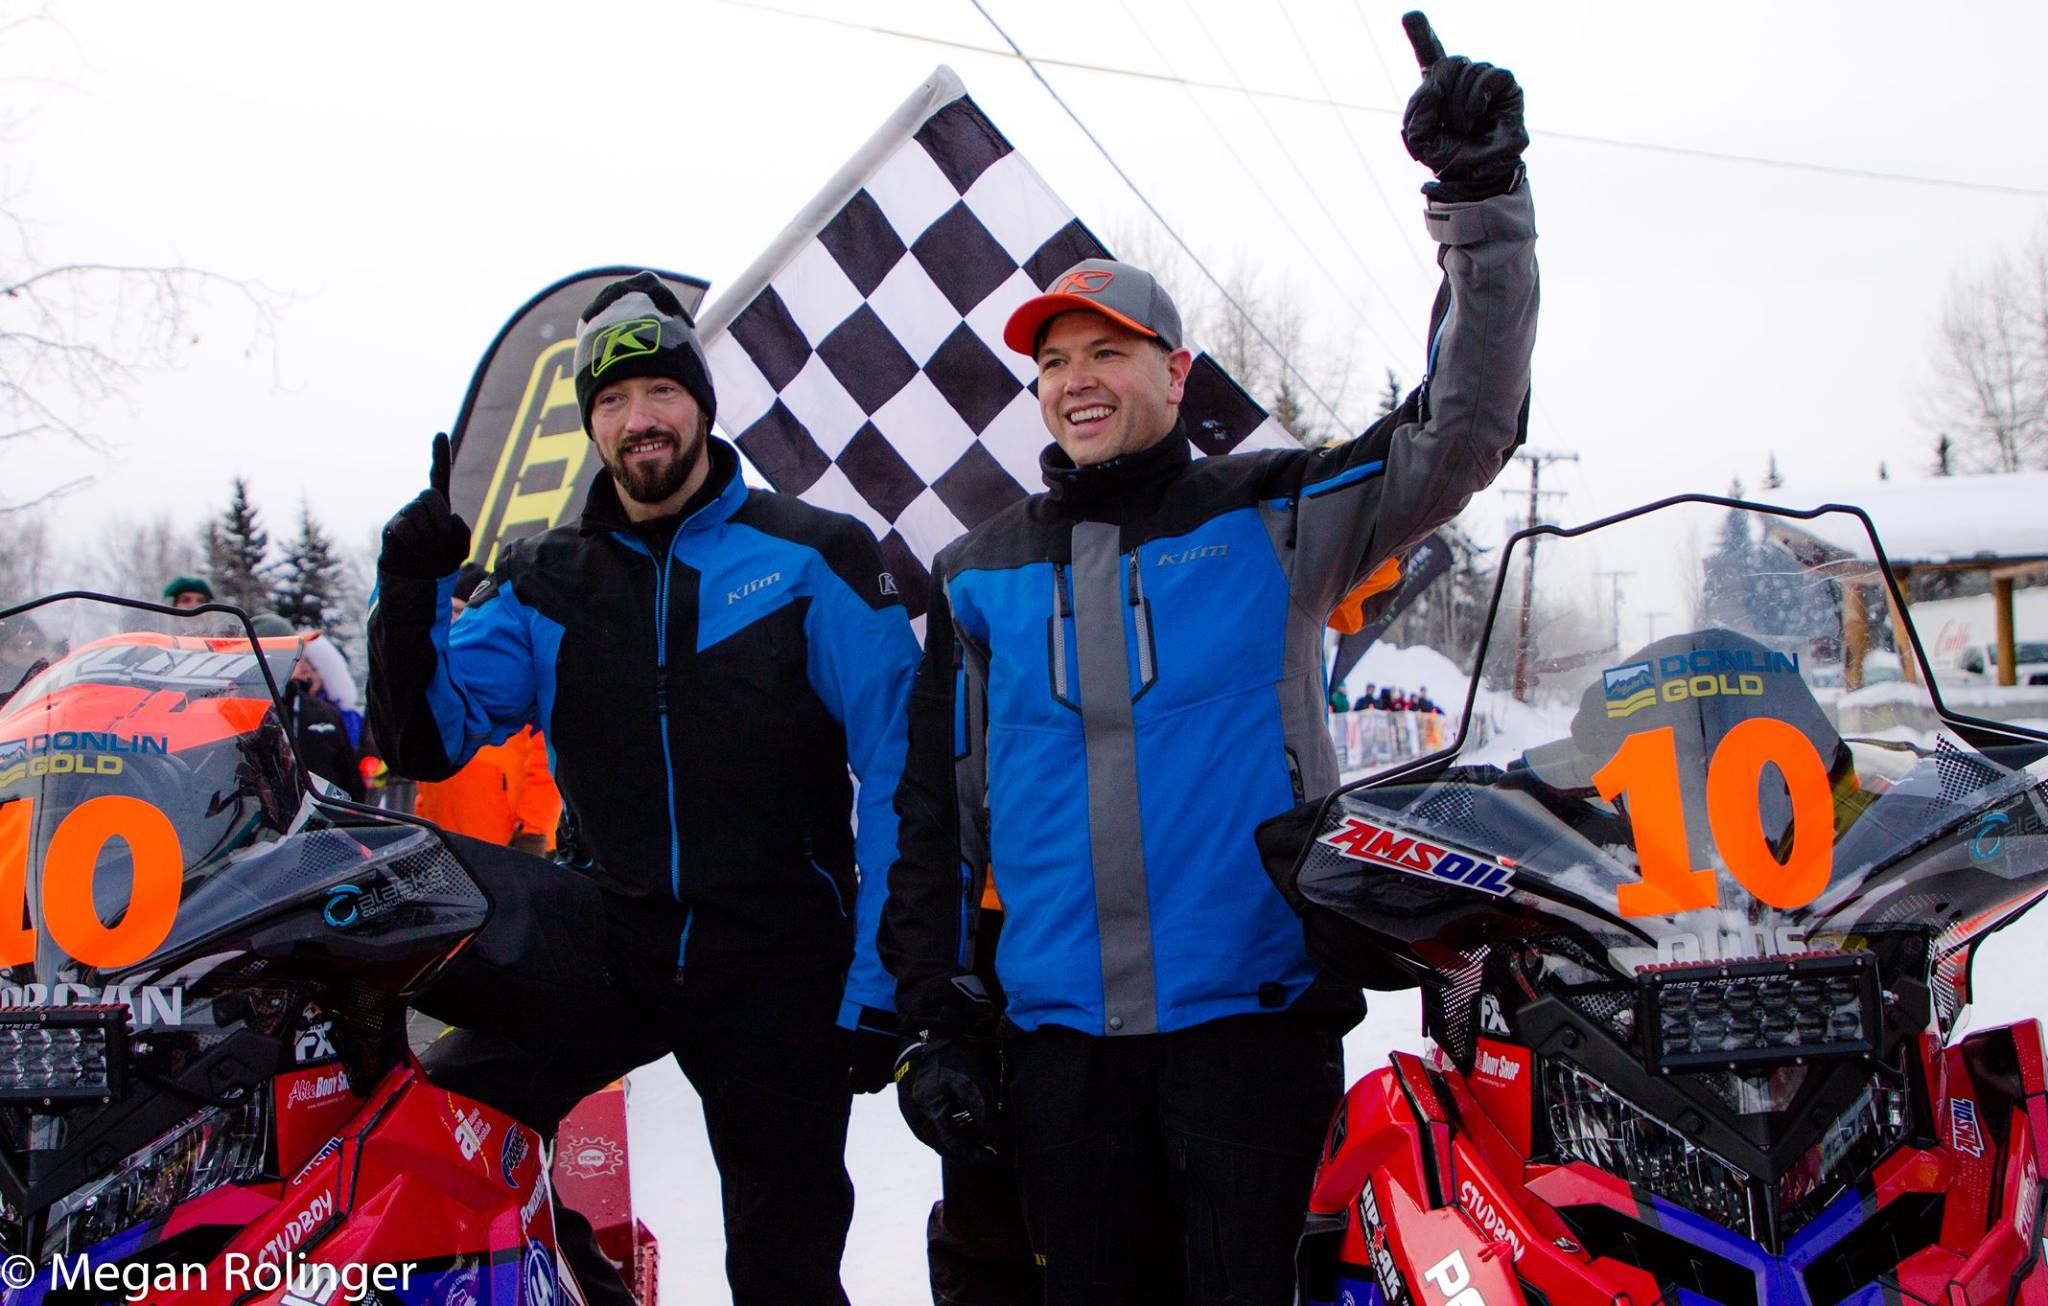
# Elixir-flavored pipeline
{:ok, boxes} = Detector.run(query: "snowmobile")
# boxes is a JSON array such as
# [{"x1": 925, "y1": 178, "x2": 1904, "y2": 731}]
[
  {"x1": 0, "y1": 592, "x2": 643, "y2": 1304},
  {"x1": 1265, "y1": 497, "x2": 2048, "y2": 1305}
]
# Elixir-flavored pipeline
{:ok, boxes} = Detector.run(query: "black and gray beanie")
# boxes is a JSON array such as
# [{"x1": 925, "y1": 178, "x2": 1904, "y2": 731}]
[{"x1": 572, "y1": 271, "x2": 717, "y2": 435}]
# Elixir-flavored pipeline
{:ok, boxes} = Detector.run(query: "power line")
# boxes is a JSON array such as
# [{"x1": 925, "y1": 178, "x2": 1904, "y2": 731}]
[
  {"x1": 961, "y1": 0, "x2": 1351, "y2": 433},
  {"x1": 1110, "y1": 0, "x2": 1416, "y2": 366},
  {"x1": 1275, "y1": 0, "x2": 1435, "y2": 283},
  {"x1": 1345, "y1": 0, "x2": 1408, "y2": 109},
  {"x1": 707, "y1": 0, "x2": 2048, "y2": 200},
  {"x1": 1174, "y1": 0, "x2": 1423, "y2": 345}
]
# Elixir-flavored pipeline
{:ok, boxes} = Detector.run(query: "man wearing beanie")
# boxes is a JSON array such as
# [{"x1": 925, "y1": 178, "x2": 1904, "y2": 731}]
[
  {"x1": 883, "y1": 22, "x2": 1538, "y2": 1302},
  {"x1": 368, "y1": 272, "x2": 919, "y2": 1304}
]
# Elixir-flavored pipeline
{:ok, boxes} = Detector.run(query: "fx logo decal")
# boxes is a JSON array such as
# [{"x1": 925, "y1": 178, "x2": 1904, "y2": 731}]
[{"x1": 589, "y1": 317, "x2": 661, "y2": 377}]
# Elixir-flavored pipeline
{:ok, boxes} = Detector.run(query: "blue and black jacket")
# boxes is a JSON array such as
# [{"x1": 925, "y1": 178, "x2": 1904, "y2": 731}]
[
  {"x1": 368, "y1": 438, "x2": 920, "y2": 1027},
  {"x1": 881, "y1": 187, "x2": 1539, "y2": 1039}
]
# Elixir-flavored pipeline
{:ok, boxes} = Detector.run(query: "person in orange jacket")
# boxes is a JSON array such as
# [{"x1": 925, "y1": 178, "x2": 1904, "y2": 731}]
[{"x1": 412, "y1": 564, "x2": 561, "y2": 855}]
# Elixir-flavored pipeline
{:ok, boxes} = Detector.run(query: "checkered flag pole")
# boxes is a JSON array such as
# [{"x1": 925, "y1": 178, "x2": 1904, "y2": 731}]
[{"x1": 697, "y1": 65, "x2": 1294, "y2": 618}]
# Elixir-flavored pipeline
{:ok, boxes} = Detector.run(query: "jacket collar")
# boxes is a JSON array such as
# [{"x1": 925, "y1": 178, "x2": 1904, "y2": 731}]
[
  {"x1": 1040, "y1": 423, "x2": 1192, "y2": 511},
  {"x1": 579, "y1": 435, "x2": 745, "y2": 538}
]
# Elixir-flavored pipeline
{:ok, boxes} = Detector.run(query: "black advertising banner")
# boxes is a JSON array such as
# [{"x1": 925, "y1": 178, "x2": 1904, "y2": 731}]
[
  {"x1": 1331, "y1": 532, "x2": 1455, "y2": 688},
  {"x1": 449, "y1": 267, "x2": 709, "y2": 569}
]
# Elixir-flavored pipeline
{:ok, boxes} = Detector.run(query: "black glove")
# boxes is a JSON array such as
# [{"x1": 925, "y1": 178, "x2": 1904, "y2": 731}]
[
  {"x1": 1398, "y1": 11, "x2": 1528, "y2": 204},
  {"x1": 848, "y1": 1013, "x2": 901, "y2": 1095},
  {"x1": 380, "y1": 432, "x2": 473, "y2": 580},
  {"x1": 894, "y1": 1034, "x2": 1000, "y2": 1164}
]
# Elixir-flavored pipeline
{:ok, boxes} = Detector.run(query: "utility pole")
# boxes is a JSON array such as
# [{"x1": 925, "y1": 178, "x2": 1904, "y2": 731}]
[
  {"x1": 1593, "y1": 568, "x2": 1635, "y2": 652},
  {"x1": 1502, "y1": 449, "x2": 1579, "y2": 701}
]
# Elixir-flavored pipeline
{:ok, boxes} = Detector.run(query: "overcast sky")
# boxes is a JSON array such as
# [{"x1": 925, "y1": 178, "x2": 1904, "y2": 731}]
[{"x1": 10, "y1": 0, "x2": 2047, "y2": 566}]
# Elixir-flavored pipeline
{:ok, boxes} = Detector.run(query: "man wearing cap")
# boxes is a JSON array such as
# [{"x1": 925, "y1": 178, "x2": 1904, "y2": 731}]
[
  {"x1": 882, "y1": 28, "x2": 1538, "y2": 1302},
  {"x1": 161, "y1": 576, "x2": 213, "y2": 610},
  {"x1": 368, "y1": 272, "x2": 919, "y2": 1304}
]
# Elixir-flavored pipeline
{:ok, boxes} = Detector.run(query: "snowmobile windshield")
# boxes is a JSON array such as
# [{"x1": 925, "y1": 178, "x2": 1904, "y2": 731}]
[
  {"x1": 0, "y1": 595, "x2": 307, "y2": 997},
  {"x1": 1296, "y1": 499, "x2": 2048, "y2": 1031}
]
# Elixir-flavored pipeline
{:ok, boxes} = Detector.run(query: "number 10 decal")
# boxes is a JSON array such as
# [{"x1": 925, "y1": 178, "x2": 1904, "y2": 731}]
[
  {"x1": 1591, "y1": 719, "x2": 1834, "y2": 918},
  {"x1": 0, "y1": 796, "x2": 184, "y2": 968}
]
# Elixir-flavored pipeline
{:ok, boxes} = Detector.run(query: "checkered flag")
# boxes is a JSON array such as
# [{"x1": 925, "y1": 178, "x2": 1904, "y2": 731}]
[{"x1": 699, "y1": 66, "x2": 1295, "y2": 617}]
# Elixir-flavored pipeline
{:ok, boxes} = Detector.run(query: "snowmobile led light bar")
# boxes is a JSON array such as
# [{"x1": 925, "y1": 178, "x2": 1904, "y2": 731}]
[
  {"x1": 1639, "y1": 951, "x2": 1880, "y2": 1073},
  {"x1": 0, "y1": 1005, "x2": 127, "y2": 1103}
]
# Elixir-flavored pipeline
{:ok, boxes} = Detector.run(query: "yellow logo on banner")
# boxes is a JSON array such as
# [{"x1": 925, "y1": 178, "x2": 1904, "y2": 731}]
[{"x1": 472, "y1": 339, "x2": 594, "y2": 569}]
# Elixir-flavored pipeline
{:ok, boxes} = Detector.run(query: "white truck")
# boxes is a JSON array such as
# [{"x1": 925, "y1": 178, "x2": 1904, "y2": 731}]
[{"x1": 1908, "y1": 587, "x2": 2048, "y2": 686}]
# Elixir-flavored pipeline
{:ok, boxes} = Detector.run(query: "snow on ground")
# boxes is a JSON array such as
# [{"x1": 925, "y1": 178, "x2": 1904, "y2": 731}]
[
  {"x1": 632, "y1": 898, "x2": 2048, "y2": 1302},
  {"x1": 627, "y1": 1008, "x2": 1428, "y2": 1303}
]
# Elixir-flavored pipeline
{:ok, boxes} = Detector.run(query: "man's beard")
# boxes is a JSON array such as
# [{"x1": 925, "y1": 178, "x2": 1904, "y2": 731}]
[{"x1": 607, "y1": 423, "x2": 705, "y2": 506}]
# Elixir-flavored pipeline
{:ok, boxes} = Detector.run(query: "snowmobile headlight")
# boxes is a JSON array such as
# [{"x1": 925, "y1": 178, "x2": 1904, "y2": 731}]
[
  {"x1": 1544, "y1": 1059, "x2": 1757, "y2": 1237},
  {"x1": 41, "y1": 1096, "x2": 268, "y2": 1259},
  {"x1": 1640, "y1": 952, "x2": 1879, "y2": 1074},
  {"x1": 0, "y1": 1006, "x2": 127, "y2": 1104}
]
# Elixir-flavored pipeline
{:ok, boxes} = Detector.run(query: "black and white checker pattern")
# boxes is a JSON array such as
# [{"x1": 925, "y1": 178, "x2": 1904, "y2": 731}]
[{"x1": 706, "y1": 94, "x2": 1291, "y2": 616}]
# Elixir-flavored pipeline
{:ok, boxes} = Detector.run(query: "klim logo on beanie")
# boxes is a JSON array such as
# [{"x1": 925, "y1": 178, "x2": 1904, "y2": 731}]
[{"x1": 590, "y1": 318, "x2": 662, "y2": 378}]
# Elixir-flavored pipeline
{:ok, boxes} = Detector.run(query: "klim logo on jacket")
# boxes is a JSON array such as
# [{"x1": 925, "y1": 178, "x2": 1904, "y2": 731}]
[
  {"x1": 727, "y1": 572, "x2": 782, "y2": 605},
  {"x1": 1317, "y1": 815, "x2": 1515, "y2": 896}
]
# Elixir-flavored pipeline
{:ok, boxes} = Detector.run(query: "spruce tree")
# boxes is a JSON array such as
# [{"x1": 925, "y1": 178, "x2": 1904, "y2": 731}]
[
  {"x1": 272, "y1": 501, "x2": 348, "y2": 637},
  {"x1": 204, "y1": 478, "x2": 271, "y2": 614}
]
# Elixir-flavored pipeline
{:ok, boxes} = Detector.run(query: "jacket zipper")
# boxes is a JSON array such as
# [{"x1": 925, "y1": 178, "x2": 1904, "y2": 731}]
[
  {"x1": 652, "y1": 538, "x2": 689, "y2": 942},
  {"x1": 1050, "y1": 561, "x2": 1072, "y2": 702},
  {"x1": 803, "y1": 835, "x2": 848, "y2": 918},
  {"x1": 1127, "y1": 551, "x2": 1155, "y2": 688}
]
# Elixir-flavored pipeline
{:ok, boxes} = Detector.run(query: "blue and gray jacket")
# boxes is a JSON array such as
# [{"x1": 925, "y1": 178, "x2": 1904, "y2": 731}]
[
  {"x1": 368, "y1": 438, "x2": 920, "y2": 1027},
  {"x1": 880, "y1": 187, "x2": 1539, "y2": 1038}
]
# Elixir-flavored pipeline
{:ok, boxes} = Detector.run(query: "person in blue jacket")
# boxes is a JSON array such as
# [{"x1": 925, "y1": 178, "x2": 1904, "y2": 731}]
[
  {"x1": 882, "y1": 26, "x2": 1539, "y2": 1303},
  {"x1": 368, "y1": 272, "x2": 917, "y2": 1306}
]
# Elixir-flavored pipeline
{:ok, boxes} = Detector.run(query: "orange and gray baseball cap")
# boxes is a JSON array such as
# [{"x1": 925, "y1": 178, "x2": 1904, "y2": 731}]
[{"x1": 1002, "y1": 259, "x2": 1185, "y2": 357}]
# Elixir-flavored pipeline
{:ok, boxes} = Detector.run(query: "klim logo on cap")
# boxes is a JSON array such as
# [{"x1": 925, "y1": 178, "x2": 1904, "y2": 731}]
[
  {"x1": 590, "y1": 318, "x2": 661, "y2": 378},
  {"x1": 1054, "y1": 268, "x2": 1116, "y2": 296}
]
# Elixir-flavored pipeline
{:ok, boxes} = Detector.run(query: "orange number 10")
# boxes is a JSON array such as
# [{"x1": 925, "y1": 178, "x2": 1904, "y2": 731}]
[
  {"x1": 0, "y1": 796, "x2": 184, "y2": 969},
  {"x1": 1591, "y1": 720, "x2": 1834, "y2": 919}
]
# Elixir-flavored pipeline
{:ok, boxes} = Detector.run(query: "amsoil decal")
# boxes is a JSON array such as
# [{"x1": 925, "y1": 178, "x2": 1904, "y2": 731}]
[
  {"x1": 1952, "y1": 1098, "x2": 1986, "y2": 1158},
  {"x1": 1318, "y1": 816, "x2": 1515, "y2": 896}
]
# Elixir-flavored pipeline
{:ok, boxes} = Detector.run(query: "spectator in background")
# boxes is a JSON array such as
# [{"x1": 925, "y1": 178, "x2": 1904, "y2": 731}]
[
  {"x1": 414, "y1": 564, "x2": 562, "y2": 857},
  {"x1": 1359, "y1": 682, "x2": 1378, "y2": 711},
  {"x1": 162, "y1": 577, "x2": 214, "y2": 610},
  {"x1": 1328, "y1": 684, "x2": 1350, "y2": 713},
  {"x1": 255, "y1": 613, "x2": 366, "y2": 801}
]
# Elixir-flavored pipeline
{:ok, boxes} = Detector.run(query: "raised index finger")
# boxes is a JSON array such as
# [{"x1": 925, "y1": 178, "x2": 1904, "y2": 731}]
[
  {"x1": 430, "y1": 431, "x2": 452, "y2": 501},
  {"x1": 1402, "y1": 11, "x2": 1445, "y2": 71}
]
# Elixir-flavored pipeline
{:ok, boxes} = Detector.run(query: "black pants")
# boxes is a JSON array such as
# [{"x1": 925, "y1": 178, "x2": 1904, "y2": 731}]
[
  {"x1": 423, "y1": 959, "x2": 855, "y2": 1306},
  {"x1": 1006, "y1": 1013, "x2": 1343, "y2": 1306}
]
